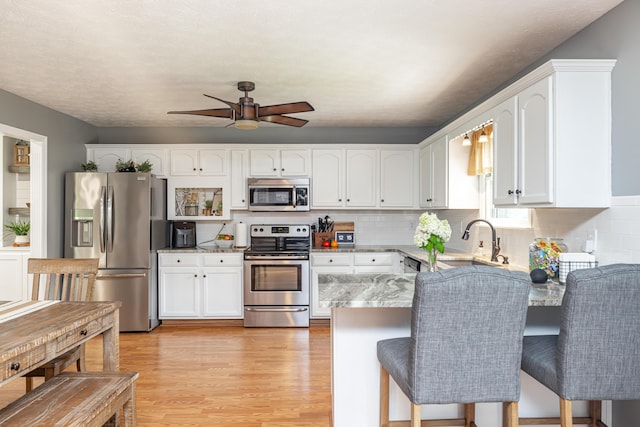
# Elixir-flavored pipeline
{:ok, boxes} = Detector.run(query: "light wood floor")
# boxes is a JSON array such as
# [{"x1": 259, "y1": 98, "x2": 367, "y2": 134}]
[{"x1": 0, "y1": 325, "x2": 332, "y2": 426}]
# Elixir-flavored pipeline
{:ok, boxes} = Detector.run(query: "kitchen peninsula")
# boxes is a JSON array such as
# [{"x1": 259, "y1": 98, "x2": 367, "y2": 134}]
[{"x1": 318, "y1": 271, "x2": 610, "y2": 427}]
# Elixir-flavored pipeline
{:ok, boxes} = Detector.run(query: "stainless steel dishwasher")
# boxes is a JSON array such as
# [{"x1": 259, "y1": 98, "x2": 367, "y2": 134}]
[{"x1": 403, "y1": 256, "x2": 421, "y2": 273}]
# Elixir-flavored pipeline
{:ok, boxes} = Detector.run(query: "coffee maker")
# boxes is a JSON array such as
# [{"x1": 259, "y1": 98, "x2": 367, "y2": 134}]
[{"x1": 171, "y1": 221, "x2": 196, "y2": 248}]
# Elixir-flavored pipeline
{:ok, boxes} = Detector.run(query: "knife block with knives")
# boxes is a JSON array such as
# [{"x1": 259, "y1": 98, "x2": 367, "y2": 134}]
[{"x1": 313, "y1": 221, "x2": 354, "y2": 247}]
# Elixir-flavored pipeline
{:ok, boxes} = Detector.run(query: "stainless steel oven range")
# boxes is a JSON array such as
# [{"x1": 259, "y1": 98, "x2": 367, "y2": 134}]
[{"x1": 243, "y1": 224, "x2": 310, "y2": 327}]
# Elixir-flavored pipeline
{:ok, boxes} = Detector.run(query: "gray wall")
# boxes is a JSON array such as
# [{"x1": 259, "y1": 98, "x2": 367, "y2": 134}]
[
  {"x1": 0, "y1": 89, "x2": 98, "y2": 257},
  {"x1": 97, "y1": 126, "x2": 436, "y2": 145}
]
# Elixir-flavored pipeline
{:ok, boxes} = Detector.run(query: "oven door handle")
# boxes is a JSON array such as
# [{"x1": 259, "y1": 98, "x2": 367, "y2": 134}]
[
  {"x1": 244, "y1": 255, "x2": 309, "y2": 261},
  {"x1": 245, "y1": 307, "x2": 309, "y2": 313}
]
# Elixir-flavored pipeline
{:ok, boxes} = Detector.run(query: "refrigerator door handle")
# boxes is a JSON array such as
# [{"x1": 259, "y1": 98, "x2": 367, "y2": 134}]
[
  {"x1": 99, "y1": 185, "x2": 106, "y2": 253},
  {"x1": 107, "y1": 185, "x2": 114, "y2": 253}
]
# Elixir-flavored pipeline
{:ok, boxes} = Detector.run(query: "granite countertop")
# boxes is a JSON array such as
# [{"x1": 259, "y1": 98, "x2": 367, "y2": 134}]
[{"x1": 318, "y1": 272, "x2": 565, "y2": 308}]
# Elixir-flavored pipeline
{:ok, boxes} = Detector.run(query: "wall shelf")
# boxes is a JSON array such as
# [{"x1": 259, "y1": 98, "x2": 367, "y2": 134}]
[
  {"x1": 8, "y1": 165, "x2": 29, "y2": 174},
  {"x1": 8, "y1": 208, "x2": 29, "y2": 216}
]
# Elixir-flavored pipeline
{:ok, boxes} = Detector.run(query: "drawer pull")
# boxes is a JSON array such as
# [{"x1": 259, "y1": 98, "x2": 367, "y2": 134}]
[
  {"x1": 372, "y1": 259, "x2": 376, "y2": 262},
  {"x1": 177, "y1": 259, "x2": 181, "y2": 263},
  {"x1": 10, "y1": 362, "x2": 20, "y2": 371},
  {"x1": 80, "y1": 329, "x2": 88, "y2": 336},
  {"x1": 329, "y1": 259, "x2": 333, "y2": 263},
  {"x1": 220, "y1": 259, "x2": 224, "y2": 263}
]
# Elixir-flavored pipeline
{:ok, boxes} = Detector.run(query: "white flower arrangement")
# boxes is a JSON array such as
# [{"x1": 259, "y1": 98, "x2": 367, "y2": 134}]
[{"x1": 413, "y1": 212, "x2": 451, "y2": 254}]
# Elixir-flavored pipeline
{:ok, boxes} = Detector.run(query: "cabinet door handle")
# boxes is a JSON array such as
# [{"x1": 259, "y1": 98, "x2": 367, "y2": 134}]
[
  {"x1": 10, "y1": 362, "x2": 20, "y2": 371},
  {"x1": 273, "y1": 168, "x2": 277, "y2": 171},
  {"x1": 371, "y1": 259, "x2": 376, "y2": 262},
  {"x1": 347, "y1": 198, "x2": 351, "y2": 202},
  {"x1": 192, "y1": 168, "x2": 197, "y2": 171},
  {"x1": 281, "y1": 168, "x2": 285, "y2": 171},
  {"x1": 80, "y1": 329, "x2": 88, "y2": 336},
  {"x1": 426, "y1": 198, "x2": 433, "y2": 202},
  {"x1": 381, "y1": 199, "x2": 384, "y2": 203},
  {"x1": 203, "y1": 274, "x2": 206, "y2": 278},
  {"x1": 194, "y1": 274, "x2": 197, "y2": 277},
  {"x1": 508, "y1": 190, "x2": 514, "y2": 195},
  {"x1": 515, "y1": 189, "x2": 522, "y2": 195},
  {"x1": 338, "y1": 198, "x2": 342, "y2": 202}
]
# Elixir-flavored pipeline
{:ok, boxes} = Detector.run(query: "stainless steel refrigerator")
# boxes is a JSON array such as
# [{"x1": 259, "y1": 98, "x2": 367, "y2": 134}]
[{"x1": 64, "y1": 172, "x2": 167, "y2": 331}]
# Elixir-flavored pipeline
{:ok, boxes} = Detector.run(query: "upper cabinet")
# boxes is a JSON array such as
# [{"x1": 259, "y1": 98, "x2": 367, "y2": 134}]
[
  {"x1": 379, "y1": 149, "x2": 416, "y2": 208},
  {"x1": 491, "y1": 60, "x2": 615, "y2": 207},
  {"x1": 230, "y1": 149, "x2": 249, "y2": 209},
  {"x1": 249, "y1": 149, "x2": 310, "y2": 177},
  {"x1": 170, "y1": 149, "x2": 228, "y2": 176},
  {"x1": 86, "y1": 145, "x2": 169, "y2": 176},
  {"x1": 311, "y1": 147, "x2": 418, "y2": 209},
  {"x1": 419, "y1": 136, "x2": 478, "y2": 209}
]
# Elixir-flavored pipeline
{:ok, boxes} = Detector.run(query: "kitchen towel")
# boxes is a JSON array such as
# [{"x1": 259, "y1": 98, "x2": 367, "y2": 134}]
[{"x1": 235, "y1": 222, "x2": 248, "y2": 248}]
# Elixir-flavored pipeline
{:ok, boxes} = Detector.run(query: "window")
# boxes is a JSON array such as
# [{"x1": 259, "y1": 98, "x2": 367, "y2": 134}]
[{"x1": 480, "y1": 173, "x2": 531, "y2": 228}]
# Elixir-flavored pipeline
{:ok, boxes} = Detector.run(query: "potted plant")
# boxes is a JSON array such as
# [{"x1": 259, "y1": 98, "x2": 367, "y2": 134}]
[
  {"x1": 136, "y1": 159, "x2": 153, "y2": 173},
  {"x1": 115, "y1": 159, "x2": 137, "y2": 172},
  {"x1": 203, "y1": 200, "x2": 213, "y2": 216},
  {"x1": 5, "y1": 220, "x2": 30, "y2": 246},
  {"x1": 81, "y1": 160, "x2": 98, "y2": 171}
]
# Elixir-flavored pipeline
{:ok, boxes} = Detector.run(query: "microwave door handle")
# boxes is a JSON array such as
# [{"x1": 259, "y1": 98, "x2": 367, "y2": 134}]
[
  {"x1": 99, "y1": 185, "x2": 106, "y2": 253},
  {"x1": 292, "y1": 185, "x2": 297, "y2": 208}
]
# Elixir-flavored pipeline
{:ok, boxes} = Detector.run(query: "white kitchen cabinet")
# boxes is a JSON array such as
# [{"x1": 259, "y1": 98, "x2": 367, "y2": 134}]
[
  {"x1": 131, "y1": 148, "x2": 169, "y2": 177},
  {"x1": 419, "y1": 136, "x2": 478, "y2": 209},
  {"x1": 230, "y1": 149, "x2": 249, "y2": 209},
  {"x1": 159, "y1": 253, "x2": 243, "y2": 319},
  {"x1": 492, "y1": 61, "x2": 614, "y2": 207},
  {"x1": 419, "y1": 137, "x2": 447, "y2": 208},
  {"x1": 89, "y1": 147, "x2": 131, "y2": 172},
  {"x1": 353, "y1": 252, "x2": 398, "y2": 273},
  {"x1": 380, "y1": 149, "x2": 416, "y2": 208},
  {"x1": 345, "y1": 149, "x2": 377, "y2": 208},
  {"x1": 0, "y1": 251, "x2": 28, "y2": 300},
  {"x1": 249, "y1": 149, "x2": 310, "y2": 177},
  {"x1": 170, "y1": 149, "x2": 228, "y2": 176},
  {"x1": 311, "y1": 149, "x2": 345, "y2": 208}
]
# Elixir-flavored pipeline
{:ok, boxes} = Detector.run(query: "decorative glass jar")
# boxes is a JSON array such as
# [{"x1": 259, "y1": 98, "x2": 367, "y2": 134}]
[{"x1": 529, "y1": 238, "x2": 568, "y2": 280}]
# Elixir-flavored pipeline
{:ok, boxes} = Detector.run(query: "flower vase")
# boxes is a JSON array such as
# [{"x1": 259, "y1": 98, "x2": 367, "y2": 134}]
[{"x1": 425, "y1": 248, "x2": 438, "y2": 272}]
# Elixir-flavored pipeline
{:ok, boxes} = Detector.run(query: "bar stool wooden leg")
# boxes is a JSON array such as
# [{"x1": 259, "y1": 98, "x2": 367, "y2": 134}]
[
  {"x1": 560, "y1": 398, "x2": 573, "y2": 427},
  {"x1": 464, "y1": 403, "x2": 475, "y2": 427},
  {"x1": 503, "y1": 401, "x2": 518, "y2": 427},
  {"x1": 410, "y1": 402, "x2": 421, "y2": 427},
  {"x1": 379, "y1": 365, "x2": 390, "y2": 427},
  {"x1": 588, "y1": 400, "x2": 604, "y2": 427}
]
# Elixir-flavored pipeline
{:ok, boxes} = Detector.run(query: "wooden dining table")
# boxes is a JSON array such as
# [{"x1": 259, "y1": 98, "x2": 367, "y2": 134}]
[{"x1": 0, "y1": 300, "x2": 121, "y2": 387}]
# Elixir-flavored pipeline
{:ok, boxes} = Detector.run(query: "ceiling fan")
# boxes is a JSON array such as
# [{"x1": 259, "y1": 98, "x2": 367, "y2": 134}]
[{"x1": 168, "y1": 81, "x2": 314, "y2": 129}]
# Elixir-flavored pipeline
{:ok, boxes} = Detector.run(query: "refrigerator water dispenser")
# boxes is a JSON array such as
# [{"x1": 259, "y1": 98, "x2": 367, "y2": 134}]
[{"x1": 71, "y1": 208, "x2": 94, "y2": 247}]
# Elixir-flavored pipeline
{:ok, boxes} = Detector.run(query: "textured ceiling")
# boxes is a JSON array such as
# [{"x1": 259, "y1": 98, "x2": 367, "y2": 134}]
[{"x1": 0, "y1": 0, "x2": 623, "y2": 128}]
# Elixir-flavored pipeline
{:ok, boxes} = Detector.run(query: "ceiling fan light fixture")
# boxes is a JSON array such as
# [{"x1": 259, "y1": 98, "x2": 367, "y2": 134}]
[
  {"x1": 462, "y1": 133, "x2": 471, "y2": 146},
  {"x1": 235, "y1": 119, "x2": 259, "y2": 130}
]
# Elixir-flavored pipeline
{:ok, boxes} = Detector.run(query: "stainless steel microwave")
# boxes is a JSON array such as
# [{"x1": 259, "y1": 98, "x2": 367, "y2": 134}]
[{"x1": 248, "y1": 178, "x2": 310, "y2": 212}]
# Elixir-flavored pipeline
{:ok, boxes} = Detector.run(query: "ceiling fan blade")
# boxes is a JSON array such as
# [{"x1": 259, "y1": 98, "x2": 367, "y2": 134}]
[
  {"x1": 259, "y1": 115, "x2": 309, "y2": 127},
  {"x1": 203, "y1": 94, "x2": 241, "y2": 112},
  {"x1": 258, "y1": 102, "x2": 314, "y2": 117},
  {"x1": 167, "y1": 108, "x2": 232, "y2": 118}
]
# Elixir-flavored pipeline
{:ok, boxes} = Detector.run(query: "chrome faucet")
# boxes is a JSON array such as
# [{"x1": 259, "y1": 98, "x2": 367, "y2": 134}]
[{"x1": 461, "y1": 219, "x2": 501, "y2": 262}]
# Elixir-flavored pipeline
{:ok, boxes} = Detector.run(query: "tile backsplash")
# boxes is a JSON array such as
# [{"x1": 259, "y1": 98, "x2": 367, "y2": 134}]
[{"x1": 194, "y1": 197, "x2": 640, "y2": 269}]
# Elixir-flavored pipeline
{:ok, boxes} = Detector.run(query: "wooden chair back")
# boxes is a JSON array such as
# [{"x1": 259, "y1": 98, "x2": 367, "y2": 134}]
[{"x1": 28, "y1": 258, "x2": 99, "y2": 302}]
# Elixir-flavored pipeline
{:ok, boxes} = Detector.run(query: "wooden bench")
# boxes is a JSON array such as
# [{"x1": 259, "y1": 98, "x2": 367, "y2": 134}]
[{"x1": 0, "y1": 371, "x2": 138, "y2": 426}]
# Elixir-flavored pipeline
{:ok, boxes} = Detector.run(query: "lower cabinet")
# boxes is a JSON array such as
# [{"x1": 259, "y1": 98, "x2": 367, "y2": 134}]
[
  {"x1": 159, "y1": 253, "x2": 243, "y2": 319},
  {"x1": 310, "y1": 252, "x2": 400, "y2": 319},
  {"x1": 0, "y1": 252, "x2": 29, "y2": 300}
]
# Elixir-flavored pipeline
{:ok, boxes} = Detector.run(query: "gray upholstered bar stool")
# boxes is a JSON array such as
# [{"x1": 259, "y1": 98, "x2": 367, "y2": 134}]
[
  {"x1": 378, "y1": 266, "x2": 531, "y2": 427},
  {"x1": 520, "y1": 264, "x2": 640, "y2": 427}
]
